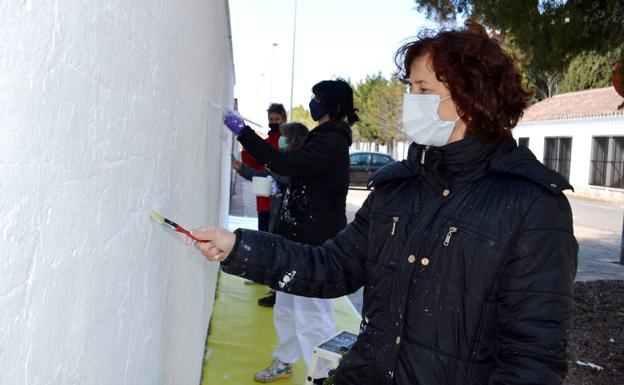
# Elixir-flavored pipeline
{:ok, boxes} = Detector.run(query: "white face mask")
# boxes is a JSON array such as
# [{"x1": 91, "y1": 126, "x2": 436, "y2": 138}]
[{"x1": 401, "y1": 93, "x2": 459, "y2": 147}]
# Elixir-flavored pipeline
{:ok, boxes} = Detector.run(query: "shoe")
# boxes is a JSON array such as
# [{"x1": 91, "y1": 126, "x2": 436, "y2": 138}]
[
  {"x1": 254, "y1": 358, "x2": 292, "y2": 383},
  {"x1": 312, "y1": 378, "x2": 328, "y2": 385},
  {"x1": 258, "y1": 291, "x2": 276, "y2": 307}
]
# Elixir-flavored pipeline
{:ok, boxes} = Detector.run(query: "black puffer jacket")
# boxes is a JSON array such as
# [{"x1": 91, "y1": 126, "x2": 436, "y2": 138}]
[
  {"x1": 222, "y1": 136, "x2": 578, "y2": 385},
  {"x1": 237, "y1": 121, "x2": 352, "y2": 245}
]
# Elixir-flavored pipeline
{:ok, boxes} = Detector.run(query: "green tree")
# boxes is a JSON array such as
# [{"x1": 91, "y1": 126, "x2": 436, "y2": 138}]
[
  {"x1": 559, "y1": 48, "x2": 623, "y2": 93},
  {"x1": 413, "y1": 0, "x2": 624, "y2": 87},
  {"x1": 290, "y1": 105, "x2": 316, "y2": 129},
  {"x1": 353, "y1": 73, "x2": 406, "y2": 154},
  {"x1": 353, "y1": 73, "x2": 386, "y2": 142}
]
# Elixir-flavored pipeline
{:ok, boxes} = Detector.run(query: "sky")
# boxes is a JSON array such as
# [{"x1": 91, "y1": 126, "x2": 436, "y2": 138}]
[{"x1": 228, "y1": 0, "x2": 437, "y2": 131}]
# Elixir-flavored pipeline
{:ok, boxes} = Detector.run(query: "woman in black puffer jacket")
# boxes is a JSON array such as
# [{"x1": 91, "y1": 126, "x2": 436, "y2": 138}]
[
  {"x1": 223, "y1": 79, "x2": 359, "y2": 383},
  {"x1": 194, "y1": 22, "x2": 577, "y2": 385},
  {"x1": 236, "y1": 81, "x2": 356, "y2": 246}
]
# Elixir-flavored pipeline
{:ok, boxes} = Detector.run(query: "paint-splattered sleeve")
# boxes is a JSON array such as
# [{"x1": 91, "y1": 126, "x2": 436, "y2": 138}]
[{"x1": 220, "y1": 193, "x2": 373, "y2": 298}]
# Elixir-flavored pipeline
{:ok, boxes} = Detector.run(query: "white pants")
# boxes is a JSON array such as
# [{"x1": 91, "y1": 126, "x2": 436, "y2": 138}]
[{"x1": 272, "y1": 291, "x2": 335, "y2": 378}]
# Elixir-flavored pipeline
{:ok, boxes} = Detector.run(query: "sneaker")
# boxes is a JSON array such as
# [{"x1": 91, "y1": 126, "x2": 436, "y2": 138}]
[
  {"x1": 254, "y1": 358, "x2": 292, "y2": 383},
  {"x1": 312, "y1": 378, "x2": 328, "y2": 385},
  {"x1": 258, "y1": 290, "x2": 276, "y2": 307}
]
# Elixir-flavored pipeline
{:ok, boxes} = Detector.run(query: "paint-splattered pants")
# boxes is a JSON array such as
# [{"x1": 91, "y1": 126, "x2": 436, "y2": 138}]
[{"x1": 272, "y1": 292, "x2": 335, "y2": 378}]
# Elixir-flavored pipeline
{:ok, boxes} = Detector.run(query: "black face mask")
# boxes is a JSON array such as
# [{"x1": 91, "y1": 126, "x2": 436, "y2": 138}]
[
  {"x1": 309, "y1": 99, "x2": 327, "y2": 121},
  {"x1": 268, "y1": 123, "x2": 281, "y2": 131}
]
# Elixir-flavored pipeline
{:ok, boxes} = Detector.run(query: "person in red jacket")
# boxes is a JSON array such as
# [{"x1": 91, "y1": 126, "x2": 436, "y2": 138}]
[
  {"x1": 241, "y1": 103, "x2": 286, "y2": 231},
  {"x1": 239, "y1": 103, "x2": 286, "y2": 307}
]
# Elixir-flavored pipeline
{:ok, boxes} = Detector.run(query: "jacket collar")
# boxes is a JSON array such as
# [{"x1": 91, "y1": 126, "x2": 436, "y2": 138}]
[
  {"x1": 489, "y1": 141, "x2": 573, "y2": 193},
  {"x1": 369, "y1": 136, "x2": 573, "y2": 194}
]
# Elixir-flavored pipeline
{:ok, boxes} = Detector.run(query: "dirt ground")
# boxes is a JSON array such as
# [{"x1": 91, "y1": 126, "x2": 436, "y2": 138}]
[{"x1": 565, "y1": 280, "x2": 624, "y2": 385}]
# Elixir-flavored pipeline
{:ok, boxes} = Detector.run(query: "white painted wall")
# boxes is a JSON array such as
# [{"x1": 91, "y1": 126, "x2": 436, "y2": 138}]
[
  {"x1": 514, "y1": 117, "x2": 624, "y2": 202},
  {"x1": 0, "y1": 1, "x2": 234, "y2": 384}
]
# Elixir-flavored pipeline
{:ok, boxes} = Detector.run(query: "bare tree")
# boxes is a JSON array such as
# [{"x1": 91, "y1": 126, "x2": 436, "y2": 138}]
[{"x1": 535, "y1": 71, "x2": 560, "y2": 99}]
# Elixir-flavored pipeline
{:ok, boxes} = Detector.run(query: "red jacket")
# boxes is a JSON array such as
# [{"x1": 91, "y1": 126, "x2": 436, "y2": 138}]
[{"x1": 241, "y1": 128, "x2": 281, "y2": 212}]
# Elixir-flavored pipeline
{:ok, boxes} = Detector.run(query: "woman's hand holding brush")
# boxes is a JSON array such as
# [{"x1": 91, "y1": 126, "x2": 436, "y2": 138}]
[{"x1": 186, "y1": 226, "x2": 236, "y2": 262}]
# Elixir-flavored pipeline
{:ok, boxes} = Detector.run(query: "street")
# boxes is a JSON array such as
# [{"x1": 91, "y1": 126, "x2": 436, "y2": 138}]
[{"x1": 568, "y1": 195, "x2": 623, "y2": 233}]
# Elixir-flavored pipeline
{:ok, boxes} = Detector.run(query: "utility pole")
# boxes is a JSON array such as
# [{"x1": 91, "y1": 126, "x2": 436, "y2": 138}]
[{"x1": 620, "y1": 210, "x2": 624, "y2": 265}]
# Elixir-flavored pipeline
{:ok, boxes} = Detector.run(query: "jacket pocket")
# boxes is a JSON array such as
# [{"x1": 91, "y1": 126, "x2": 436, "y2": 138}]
[
  {"x1": 464, "y1": 300, "x2": 498, "y2": 384},
  {"x1": 441, "y1": 222, "x2": 500, "y2": 249},
  {"x1": 368, "y1": 211, "x2": 403, "y2": 267},
  {"x1": 416, "y1": 221, "x2": 503, "y2": 289}
]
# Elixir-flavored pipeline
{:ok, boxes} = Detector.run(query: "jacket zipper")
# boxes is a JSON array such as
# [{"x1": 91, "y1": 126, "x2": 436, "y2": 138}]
[
  {"x1": 443, "y1": 226, "x2": 458, "y2": 246},
  {"x1": 391, "y1": 217, "x2": 399, "y2": 235},
  {"x1": 420, "y1": 146, "x2": 430, "y2": 165}
]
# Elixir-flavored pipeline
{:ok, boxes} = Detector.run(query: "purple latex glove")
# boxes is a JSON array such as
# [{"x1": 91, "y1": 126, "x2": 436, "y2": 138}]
[{"x1": 223, "y1": 110, "x2": 246, "y2": 135}]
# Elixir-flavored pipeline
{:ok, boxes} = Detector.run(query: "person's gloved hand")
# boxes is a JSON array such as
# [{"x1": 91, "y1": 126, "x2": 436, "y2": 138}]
[{"x1": 223, "y1": 110, "x2": 246, "y2": 135}]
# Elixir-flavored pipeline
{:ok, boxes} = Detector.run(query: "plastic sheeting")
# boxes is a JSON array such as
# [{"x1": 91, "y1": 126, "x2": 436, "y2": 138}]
[{"x1": 201, "y1": 272, "x2": 360, "y2": 385}]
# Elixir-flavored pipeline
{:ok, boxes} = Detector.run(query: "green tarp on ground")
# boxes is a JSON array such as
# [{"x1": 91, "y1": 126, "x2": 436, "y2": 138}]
[{"x1": 201, "y1": 272, "x2": 360, "y2": 385}]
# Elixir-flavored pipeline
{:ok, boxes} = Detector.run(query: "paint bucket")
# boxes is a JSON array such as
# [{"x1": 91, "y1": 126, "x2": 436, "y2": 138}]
[{"x1": 252, "y1": 177, "x2": 272, "y2": 197}]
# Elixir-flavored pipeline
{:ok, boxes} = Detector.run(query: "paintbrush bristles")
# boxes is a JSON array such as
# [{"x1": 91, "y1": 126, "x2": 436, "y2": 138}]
[{"x1": 149, "y1": 210, "x2": 165, "y2": 224}]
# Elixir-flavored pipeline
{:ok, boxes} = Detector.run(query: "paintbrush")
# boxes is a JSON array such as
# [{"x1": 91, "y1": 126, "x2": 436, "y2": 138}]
[
  {"x1": 208, "y1": 101, "x2": 262, "y2": 128},
  {"x1": 149, "y1": 210, "x2": 207, "y2": 243}
]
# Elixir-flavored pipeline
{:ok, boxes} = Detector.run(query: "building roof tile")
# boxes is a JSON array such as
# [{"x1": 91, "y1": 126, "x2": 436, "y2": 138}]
[{"x1": 520, "y1": 87, "x2": 624, "y2": 122}]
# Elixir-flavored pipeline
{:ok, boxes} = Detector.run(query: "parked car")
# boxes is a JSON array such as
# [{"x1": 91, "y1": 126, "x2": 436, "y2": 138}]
[{"x1": 349, "y1": 151, "x2": 395, "y2": 188}]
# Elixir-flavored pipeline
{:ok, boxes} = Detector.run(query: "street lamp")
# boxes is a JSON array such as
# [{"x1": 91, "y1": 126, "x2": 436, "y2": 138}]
[
  {"x1": 269, "y1": 43, "x2": 278, "y2": 104},
  {"x1": 620, "y1": 213, "x2": 624, "y2": 265},
  {"x1": 289, "y1": 0, "x2": 298, "y2": 118}
]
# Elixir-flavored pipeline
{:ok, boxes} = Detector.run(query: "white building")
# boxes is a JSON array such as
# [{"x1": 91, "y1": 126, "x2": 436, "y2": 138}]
[
  {"x1": 0, "y1": 1, "x2": 234, "y2": 384},
  {"x1": 514, "y1": 87, "x2": 624, "y2": 203}
]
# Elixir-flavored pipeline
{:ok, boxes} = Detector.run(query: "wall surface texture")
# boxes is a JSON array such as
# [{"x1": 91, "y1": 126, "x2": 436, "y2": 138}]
[{"x1": 0, "y1": 1, "x2": 234, "y2": 384}]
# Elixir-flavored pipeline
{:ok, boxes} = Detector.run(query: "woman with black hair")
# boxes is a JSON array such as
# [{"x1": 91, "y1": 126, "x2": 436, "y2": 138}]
[{"x1": 222, "y1": 79, "x2": 358, "y2": 383}]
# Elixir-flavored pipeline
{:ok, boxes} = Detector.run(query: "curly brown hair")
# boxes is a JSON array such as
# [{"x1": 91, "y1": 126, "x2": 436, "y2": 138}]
[{"x1": 395, "y1": 20, "x2": 533, "y2": 143}]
